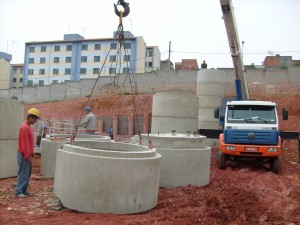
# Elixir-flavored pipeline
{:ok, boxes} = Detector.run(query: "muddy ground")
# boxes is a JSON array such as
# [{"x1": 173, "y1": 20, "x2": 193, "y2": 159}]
[{"x1": 1, "y1": 142, "x2": 300, "y2": 225}]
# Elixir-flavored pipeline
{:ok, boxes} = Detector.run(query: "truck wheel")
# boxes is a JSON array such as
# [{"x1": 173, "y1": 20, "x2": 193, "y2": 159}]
[
  {"x1": 270, "y1": 157, "x2": 280, "y2": 174},
  {"x1": 218, "y1": 153, "x2": 226, "y2": 169}
]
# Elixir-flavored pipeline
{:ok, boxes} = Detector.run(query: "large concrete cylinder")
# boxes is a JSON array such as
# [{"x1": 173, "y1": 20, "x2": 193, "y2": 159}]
[
  {"x1": 54, "y1": 141, "x2": 161, "y2": 214},
  {"x1": 0, "y1": 99, "x2": 23, "y2": 178},
  {"x1": 151, "y1": 92, "x2": 199, "y2": 134},
  {"x1": 197, "y1": 69, "x2": 225, "y2": 130},
  {"x1": 41, "y1": 135, "x2": 110, "y2": 177},
  {"x1": 132, "y1": 133, "x2": 211, "y2": 187}
]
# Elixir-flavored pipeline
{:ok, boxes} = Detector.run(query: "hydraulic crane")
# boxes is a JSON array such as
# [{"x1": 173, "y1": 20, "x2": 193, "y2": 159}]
[{"x1": 220, "y1": 0, "x2": 249, "y2": 100}]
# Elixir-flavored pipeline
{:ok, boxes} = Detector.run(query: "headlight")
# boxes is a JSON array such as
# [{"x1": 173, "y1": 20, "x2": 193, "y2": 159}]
[
  {"x1": 226, "y1": 146, "x2": 236, "y2": 150},
  {"x1": 268, "y1": 147, "x2": 278, "y2": 152}
]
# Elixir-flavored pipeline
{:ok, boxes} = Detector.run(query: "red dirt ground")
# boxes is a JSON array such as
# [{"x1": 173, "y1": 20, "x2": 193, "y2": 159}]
[{"x1": 1, "y1": 95, "x2": 299, "y2": 225}]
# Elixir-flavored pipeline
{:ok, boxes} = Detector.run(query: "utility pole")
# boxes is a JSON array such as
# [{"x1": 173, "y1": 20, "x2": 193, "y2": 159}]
[{"x1": 168, "y1": 41, "x2": 171, "y2": 70}]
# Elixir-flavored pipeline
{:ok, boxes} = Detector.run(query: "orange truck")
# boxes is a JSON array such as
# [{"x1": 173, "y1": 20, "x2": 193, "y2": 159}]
[{"x1": 217, "y1": 100, "x2": 288, "y2": 173}]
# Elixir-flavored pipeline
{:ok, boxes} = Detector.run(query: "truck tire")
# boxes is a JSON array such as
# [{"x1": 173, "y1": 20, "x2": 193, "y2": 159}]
[
  {"x1": 218, "y1": 153, "x2": 226, "y2": 169},
  {"x1": 270, "y1": 157, "x2": 280, "y2": 174}
]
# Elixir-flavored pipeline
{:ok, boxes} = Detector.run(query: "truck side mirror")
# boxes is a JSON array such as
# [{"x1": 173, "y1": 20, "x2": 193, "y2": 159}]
[
  {"x1": 214, "y1": 108, "x2": 219, "y2": 119},
  {"x1": 282, "y1": 108, "x2": 288, "y2": 120}
]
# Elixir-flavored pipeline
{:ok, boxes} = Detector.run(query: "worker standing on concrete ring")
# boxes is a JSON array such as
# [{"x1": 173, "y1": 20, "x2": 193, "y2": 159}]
[
  {"x1": 16, "y1": 108, "x2": 40, "y2": 198},
  {"x1": 78, "y1": 107, "x2": 96, "y2": 135}
]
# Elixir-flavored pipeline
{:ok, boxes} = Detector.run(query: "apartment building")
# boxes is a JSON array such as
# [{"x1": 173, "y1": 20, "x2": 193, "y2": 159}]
[
  {"x1": 23, "y1": 32, "x2": 161, "y2": 86},
  {"x1": 12, "y1": 64, "x2": 24, "y2": 88}
]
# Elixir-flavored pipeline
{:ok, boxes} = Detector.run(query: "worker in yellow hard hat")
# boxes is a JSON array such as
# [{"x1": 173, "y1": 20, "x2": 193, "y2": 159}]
[{"x1": 16, "y1": 107, "x2": 40, "y2": 197}]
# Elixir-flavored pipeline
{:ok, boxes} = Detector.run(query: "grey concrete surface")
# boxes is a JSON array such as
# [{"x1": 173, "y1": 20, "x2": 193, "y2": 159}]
[
  {"x1": 197, "y1": 69, "x2": 225, "y2": 131},
  {"x1": 0, "y1": 98, "x2": 23, "y2": 140},
  {"x1": 0, "y1": 99, "x2": 23, "y2": 178},
  {"x1": 0, "y1": 140, "x2": 18, "y2": 178},
  {"x1": 54, "y1": 141, "x2": 161, "y2": 214},
  {"x1": 132, "y1": 133, "x2": 211, "y2": 187},
  {"x1": 151, "y1": 92, "x2": 199, "y2": 134},
  {"x1": 1, "y1": 67, "x2": 299, "y2": 103}
]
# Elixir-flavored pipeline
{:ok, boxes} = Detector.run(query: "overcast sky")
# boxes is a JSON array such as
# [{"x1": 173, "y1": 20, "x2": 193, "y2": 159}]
[{"x1": 0, "y1": 0, "x2": 299, "y2": 68}]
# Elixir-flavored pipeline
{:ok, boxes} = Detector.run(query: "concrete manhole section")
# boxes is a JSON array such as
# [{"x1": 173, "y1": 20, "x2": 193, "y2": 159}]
[
  {"x1": 131, "y1": 133, "x2": 211, "y2": 188},
  {"x1": 53, "y1": 141, "x2": 161, "y2": 214}
]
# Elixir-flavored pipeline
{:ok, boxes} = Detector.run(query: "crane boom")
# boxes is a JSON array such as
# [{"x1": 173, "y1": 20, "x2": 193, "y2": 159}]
[{"x1": 220, "y1": 0, "x2": 249, "y2": 100}]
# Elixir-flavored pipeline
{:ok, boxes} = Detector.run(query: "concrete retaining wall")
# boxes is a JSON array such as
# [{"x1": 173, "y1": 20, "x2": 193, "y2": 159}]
[
  {"x1": 2, "y1": 67, "x2": 299, "y2": 104},
  {"x1": 54, "y1": 141, "x2": 161, "y2": 214}
]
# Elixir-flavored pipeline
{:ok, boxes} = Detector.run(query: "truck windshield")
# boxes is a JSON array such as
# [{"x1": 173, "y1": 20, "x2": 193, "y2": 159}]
[{"x1": 227, "y1": 105, "x2": 277, "y2": 124}]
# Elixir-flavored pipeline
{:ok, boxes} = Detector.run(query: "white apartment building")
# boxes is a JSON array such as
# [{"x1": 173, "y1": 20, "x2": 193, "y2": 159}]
[
  {"x1": 12, "y1": 64, "x2": 24, "y2": 88},
  {"x1": 23, "y1": 32, "x2": 160, "y2": 86}
]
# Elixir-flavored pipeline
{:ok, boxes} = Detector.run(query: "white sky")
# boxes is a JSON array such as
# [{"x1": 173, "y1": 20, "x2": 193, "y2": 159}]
[{"x1": 0, "y1": 0, "x2": 299, "y2": 68}]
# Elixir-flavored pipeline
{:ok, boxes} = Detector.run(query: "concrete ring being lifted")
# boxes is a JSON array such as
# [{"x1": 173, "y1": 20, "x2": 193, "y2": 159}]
[
  {"x1": 54, "y1": 141, "x2": 161, "y2": 214},
  {"x1": 41, "y1": 135, "x2": 111, "y2": 177},
  {"x1": 131, "y1": 133, "x2": 211, "y2": 188}
]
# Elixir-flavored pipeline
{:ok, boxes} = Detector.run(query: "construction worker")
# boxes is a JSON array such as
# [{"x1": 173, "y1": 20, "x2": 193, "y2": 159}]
[
  {"x1": 16, "y1": 108, "x2": 40, "y2": 197},
  {"x1": 108, "y1": 126, "x2": 114, "y2": 140},
  {"x1": 78, "y1": 107, "x2": 96, "y2": 135},
  {"x1": 201, "y1": 60, "x2": 207, "y2": 69}
]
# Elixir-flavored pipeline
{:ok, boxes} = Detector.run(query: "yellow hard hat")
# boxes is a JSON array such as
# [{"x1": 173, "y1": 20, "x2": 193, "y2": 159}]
[{"x1": 27, "y1": 108, "x2": 40, "y2": 119}]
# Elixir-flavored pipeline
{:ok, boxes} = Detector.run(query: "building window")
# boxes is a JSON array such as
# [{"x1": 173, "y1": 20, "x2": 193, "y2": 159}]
[
  {"x1": 13, "y1": 78, "x2": 17, "y2": 83},
  {"x1": 66, "y1": 45, "x2": 72, "y2": 51},
  {"x1": 29, "y1": 47, "x2": 35, "y2": 53},
  {"x1": 28, "y1": 69, "x2": 34, "y2": 75},
  {"x1": 40, "y1": 57, "x2": 46, "y2": 64},
  {"x1": 124, "y1": 55, "x2": 130, "y2": 61},
  {"x1": 82, "y1": 44, "x2": 88, "y2": 50},
  {"x1": 29, "y1": 58, "x2": 34, "y2": 64},
  {"x1": 109, "y1": 67, "x2": 116, "y2": 74},
  {"x1": 52, "y1": 80, "x2": 58, "y2": 84},
  {"x1": 109, "y1": 55, "x2": 116, "y2": 62},
  {"x1": 20, "y1": 78, "x2": 23, "y2": 82},
  {"x1": 39, "y1": 69, "x2": 45, "y2": 75},
  {"x1": 54, "y1": 57, "x2": 60, "y2": 63},
  {"x1": 65, "y1": 57, "x2": 72, "y2": 63},
  {"x1": 27, "y1": 80, "x2": 33, "y2": 86},
  {"x1": 53, "y1": 69, "x2": 59, "y2": 75},
  {"x1": 13, "y1": 69, "x2": 17, "y2": 74},
  {"x1": 65, "y1": 68, "x2": 71, "y2": 75},
  {"x1": 148, "y1": 49, "x2": 153, "y2": 57},
  {"x1": 123, "y1": 67, "x2": 129, "y2": 73},
  {"x1": 148, "y1": 62, "x2": 153, "y2": 67},
  {"x1": 20, "y1": 69, "x2": 23, "y2": 73},
  {"x1": 93, "y1": 68, "x2": 100, "y2": 74},
  {"x1": 124, "y1": 43, "x2": 131, "y2": 49},
  {"x1": 41, "y1": 46, "x2": 46, "y2": 52},
  {"x1": 80, "y1": 68, "x2": 86, "y2": 74},
  {"x1": 39, "y1": 80, "x2": 44, "y2": 86},
  {"x1": 81, "y1": 56, "x2": 87, "y2": 62},
  {"x1": 110, "y1": 43, "x2": 117, "y2": 49},
  {"x1": 94, "y1": 44, "x2": 101, "y2": 50},
  {"x1": 94, "y1": 56, "x2": 100, "y2": 62},
  {"x1": 54, "y1": 46, "x2": 60, "y2": 51}
]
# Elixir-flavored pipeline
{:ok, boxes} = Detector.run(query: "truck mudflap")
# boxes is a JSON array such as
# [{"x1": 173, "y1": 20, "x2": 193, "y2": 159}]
[{"x1": 219, "y1": 133, "x2": 282, "y2": 157}]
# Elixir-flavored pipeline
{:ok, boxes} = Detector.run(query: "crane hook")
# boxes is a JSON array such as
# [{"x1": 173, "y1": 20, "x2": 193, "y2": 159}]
[{"x1": 114, "y1": 0, "x2": 130, "y2": 17}]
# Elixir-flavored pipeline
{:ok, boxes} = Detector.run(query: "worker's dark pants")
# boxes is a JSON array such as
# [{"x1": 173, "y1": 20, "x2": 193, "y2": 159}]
[{"x1": 16, "y1": 152, "x2": 32, "y2": 195}]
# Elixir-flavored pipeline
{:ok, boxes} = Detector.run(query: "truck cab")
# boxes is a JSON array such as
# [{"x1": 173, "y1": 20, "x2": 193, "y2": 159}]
[{"x1": 218, "y1": 100, "x2": 288, "y2": 173}]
